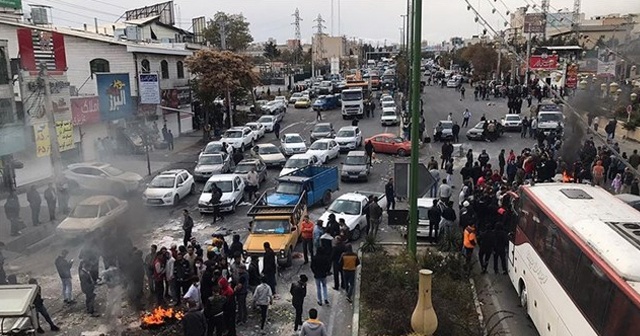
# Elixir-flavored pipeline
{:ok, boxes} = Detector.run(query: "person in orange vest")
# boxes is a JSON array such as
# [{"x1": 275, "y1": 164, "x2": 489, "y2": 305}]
[
  {"x1": 463, "y1": 223, "x2": 477, "y2": 267},
  {"x1": 301, "y1": 215, "x2": 315, "y2": 264}
]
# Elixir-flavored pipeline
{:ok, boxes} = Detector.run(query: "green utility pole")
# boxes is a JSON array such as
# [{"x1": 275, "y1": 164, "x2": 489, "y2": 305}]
[{"x1": 407, "y1": 0, "x2": 422, "y2": 257}]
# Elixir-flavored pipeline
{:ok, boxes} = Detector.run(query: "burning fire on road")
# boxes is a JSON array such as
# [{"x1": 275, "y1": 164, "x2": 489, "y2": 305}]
[{"x1": 140, "y1": 306, "x2": 184, "y2": 329}]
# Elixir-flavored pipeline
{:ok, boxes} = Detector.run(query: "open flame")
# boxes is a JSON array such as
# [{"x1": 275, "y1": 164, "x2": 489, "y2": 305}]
[{"x1": 141, "y1": 306, "x2": 184, "y2": 327}]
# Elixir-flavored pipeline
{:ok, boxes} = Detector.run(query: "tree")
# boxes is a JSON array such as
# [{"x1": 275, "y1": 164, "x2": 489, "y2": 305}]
[
  {"x1": 460, "y1": 43, "x2": 501, "y2": 80},
  {"x1": 263, "y1": 41, "x2": 281, "y2": 60},
  {"x1": 202, "y1": 12, "x2": 253, "y2": 51},
  {"x1": 185, "y1": 50, "x2": 260, "y2": 138}
]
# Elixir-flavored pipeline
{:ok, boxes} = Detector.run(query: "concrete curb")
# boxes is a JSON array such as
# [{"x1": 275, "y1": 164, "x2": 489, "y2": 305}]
[
  {"x1": 351, "y1": 249, "x2": 363, "y2": 336},
  {"x1": 469, "y1": 278, "x2": 487, "y2": 336}
]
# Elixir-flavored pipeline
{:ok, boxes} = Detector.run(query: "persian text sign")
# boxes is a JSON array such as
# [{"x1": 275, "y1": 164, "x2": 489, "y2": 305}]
[
  {"x1": 597, "y1": 60, "x2": 616, "y2": 78},
  {"x1": 529, "y1": 55, "x2": 559, "y2": 71},
  {"x1": 96, "y1": 73, "x2": 134, "y2": 121},
  {"x1": 0, "y1": 0, "x2": 21, "y2": 10},
  {"x1": 71, "y1": 96, "x2": 101, "y2": 126},
  {"x1": 34, "y1": 121, "x2": 74, "y2": 157},
  {"x1": 565, "y1": 63, "x2": 579, "y2": 89},
  {"x1": 139, "y1": 73, "x2": 160, "y2": 104},
  {"x1": 21, "y1": 71, "x2": 72, "y2": 126}
]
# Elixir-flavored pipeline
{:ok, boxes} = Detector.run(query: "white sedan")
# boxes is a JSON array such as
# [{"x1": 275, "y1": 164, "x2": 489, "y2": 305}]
[
  {"x1": 245, "y1": 122, "x2": 266, "y2": 141},
  {"x1": 306, "y1": 139, "x2": 340, "y2": 164},
  {"x1": 56, "y1": 195, "x2": 128, "y2": 238},
  {"x1": 142, "y1": 169, "x2": 195, "y2": 206},
  {"x1": 258, "y1": 115, "x2": 277, "y2": 132},
  {"x1": 198, "y1": 174, "x2": 245, "y2": 214},
  {"x1": 281, "y1": 133, "x2": 308, "y2": 156},
  {"x1": 65, "y1": 162, "x2": 142, "y2": 194},
  {"x1": 255, "y1": 143, "x2": 287, "y2": 167}
]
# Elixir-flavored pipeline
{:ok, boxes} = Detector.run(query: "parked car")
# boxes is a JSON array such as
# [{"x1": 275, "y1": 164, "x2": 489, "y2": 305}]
[
  {"x1": 501, "y1": 114, "x2": 523, "y2": 132},
  {"x1": 245, "y1": 122, "x2": 265, "y2": 140},
  {"x1": 56, "y1": 195, "x2": 128, "y2": 238},
  {"x1": 258, "y1": 115, "x2": 277, "y2": 132},
  {"x1": 306, "y1": 139, "x2": 340, "y2": 164},
  {"x1": 280, "y1": 133, "x2": 308, "y2": 156},
  {"x1": 310, "y1": 122, "x2": 336, "y2": 142},
  {"x1": 220, "y1": 127, "x2": 254, "y2": 151},
  {"x1": 255, "y1": 143, "x2": 287, "y2": 167},
  {"x1": 65, "y1": 162, "x2": 142, "y2": 194},
  {"x1": 280, "y1": 153, "x2": 320, "y2": 177},
  {"x1": 262, "y1": 100, "x2": 286, "y2": 115},
  {"x1": 380, "y1": 110, "x2": 399, "y2": 126},
  {"x1": 198, "y1": 174, "x2": 245, "y2": 214},
  {"x1": 274, "y1": 96, "x2": 287, "y2": 105},
  {"x1": 289, "y1": 92, "x2": 304, "y2": 104},
  {"x1": 446, "y1": 78, "x2": 458, "y2": 88},
  {"x1": 335, "y1": 126, "x2": 363, "y2": 152},
  {"x1": 142, "y1": 169, "x2": 195, "y2": 206},
  {"x1": 433, "y1": 120, "x2": 454, "y2": 142},
  {"x1": 294, "y1": 97, "x2": 312, "y2": 108},
  {"x1": 233, "y1": 158, "x2": 267, "y2": 188},
  {"x1": 200, "y1": 141, "x2": 225, "y2": 158},
  {"x1": 380, "y1": 95, "x2": 394, "y2": 103},
  {"x1": 365, "y1": 133, "x2": 411, "y2": 156},
  {"x1": 340, "y1": 151, "x2": 370, "y2": 182},
  {"x1": 466, "y1": 122, "x2": 486, "y2": 141},
  {"x1": 380, "y1": 101, "x2": 397, "y2": 111},
  {"x1": 317, "y1": 192, "x2": 388, "y2": 240},
  {"x1": 193, "y1": 153, "x2": 232, "y2": 181}
]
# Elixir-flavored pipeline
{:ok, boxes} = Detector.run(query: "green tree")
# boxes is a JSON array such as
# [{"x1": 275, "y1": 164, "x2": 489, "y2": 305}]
[
  {"x1": 263, "y1": 41, "x2": 281, "y2": 60},
  {"x1": 202, "y1": 12, "x2": 253, "y2": 51},
  {"x1": 185, "y1": 50, "x2": 260, "y2": 138},
  {"x1": 461, "y1": 43, "x2": 501, "y2": 80}
]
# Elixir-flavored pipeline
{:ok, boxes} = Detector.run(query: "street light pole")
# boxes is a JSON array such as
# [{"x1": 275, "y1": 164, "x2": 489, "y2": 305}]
[{"x1": 407, "y1": 0, "x2": 422, "y2": 257}]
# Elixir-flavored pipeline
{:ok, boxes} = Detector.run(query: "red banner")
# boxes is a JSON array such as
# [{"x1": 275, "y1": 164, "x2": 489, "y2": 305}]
[
  {"x1": 17, "y1": 28, "x2": 67, "y2": 72},
  {"x1": 529, "y1": 55, "x2": 559, "y2": 71},
  {"x1": 565, "y1": 63, "x2": 579, "y2": 89},
  {"x1": 71, "y1": 96, "x2": 101, "y2": 126}
]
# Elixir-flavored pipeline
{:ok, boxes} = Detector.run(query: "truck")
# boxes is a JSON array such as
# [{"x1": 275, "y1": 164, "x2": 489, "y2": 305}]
[
  {"x1": 312, "y1": 94, "x2": 340, "y2": 111},
  {"x1": 317, "y1": 191, "x2": 388, "y2": 241},
  {"x1": 267, "y1": 165, "x2": 339, "y2": 207},
  {"x1": 244, "y1": 190, "x2": 307, "y2": 267},
  {"x1": 341, "y1": 88, "x2": 364, "y2": 119},
  {"x1": 535, "y1": 103, "x2": 564, "y2": 136}
]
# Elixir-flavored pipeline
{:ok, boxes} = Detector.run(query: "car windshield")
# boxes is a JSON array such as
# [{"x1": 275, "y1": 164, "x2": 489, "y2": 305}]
[
  {"x1": 314, "y1": 99, "x2": 327, "y2": 104},
  {"x1": 204, "y1": 180, "x2": 233, "y2": 193},
  {"x1": 474, "y1": 122, "x2": 485, "y2": 129},
  {"x1": 284, "y1": 135, "x2": 304, "y2": 144},
  {"x1": 313, "y1": 125, "x2": 332, "y2": 133},
  {"x1": 258, "y1": 146, "x2": 281, "y2": 154},
  {"x1": 251, "y1": 219, "x2": 290, "y2": 234},
  {"x1": 224, "y1": 131, "x2": 243, "y2": 138},
  {"x1": 328, "y1": 199, "x2": 361, "y2": 216},
  {"x1": 102, "y1": 166, "x2": 123, "y2": 176},
  {"x1": 382, "y1": 111, "x2": 396, "y2": 117},
  {"x1": 71, "y1": 204, "x2": 99, "y2": 218},
  {"x1": 235, "y1": 164, "x2": 254, "y2": 173},
  {"x1": 298, "y1": 98, "x2": 309, "y2": 102},
  {"x1": 284, "y1": 158, "x2": 309, "y2": 168},
  {"x1": 337, "y1": 130, "x2": 355, "y2": 137},
  {"x1": 199, "y1": 155, "x2": 223, "y2": 165},
  {"x1": 203, "y1": 143, "x2": 223, "y2": 154},
  {"x1": 258, "y1": 116, "x2": 273, "y2": 123},
  {"x1": 505, "y1": 116, "x2": 520, "y2": 121},
  {"x1": 276, "y1": 182, "x2": 302, "y2": 194},
  {"x1": 538, "y1": 113, "x2": 562, "y2": 122},
  {"x1": 247, "y1": 124, "x2": 259, "y2": 130},
  {"x1": 345, "y1": 155, "x2": 366, "y2": 165},
  {"x1": 418, "y1": 206, "x2": 430, "y2": 220},
  {"x1": 382, "y1": 102, "x2": 395, "y2": 108},
  {"x1": 441, "y1": 123, "x2": 453, "y2": 130},
  {"x1": 292, "y1": 93, "x2": 302, "y2": 98},
  {"x1": 341, "y1": 91, "x2": 362, "y2": 101},
  {"x1": 310, "y1": 142, "x2": 328, "y2": 150},
  {"x1": 149, "y1": 176, "x2": 175, "y2": 188}
]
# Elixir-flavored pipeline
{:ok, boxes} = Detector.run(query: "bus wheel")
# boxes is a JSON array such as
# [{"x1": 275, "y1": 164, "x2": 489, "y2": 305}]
[{"x1": 519, "y1": 282, "x2": 529, "y2": 316}]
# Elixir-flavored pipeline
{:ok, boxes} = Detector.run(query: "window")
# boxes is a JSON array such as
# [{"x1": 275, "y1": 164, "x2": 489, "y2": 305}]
[
  {"x1": 176, "y1": 61, "x2": 184, "y2": 79},
  {"x1": 570, "y1": 254, "x2": 612, "y2": 332},
  {"x1": 106, "y1": 199, "x2": 119, "y2": 211},
  {"x1": 89, "y1": 58, "x2": 110, "y2": 73},
  {"x1": 160, "y1": 60, "x2": 169, "y2": 79},
  {"x1": 98, "y1": 205, "x2": 109, "y2": 217},
  {"x1": 141, "y1": 59, "x2": 150, "y2": 73}
]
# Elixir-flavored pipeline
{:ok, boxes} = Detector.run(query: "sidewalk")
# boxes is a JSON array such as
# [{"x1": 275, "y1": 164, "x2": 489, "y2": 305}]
[{"x1": 0, "y1": 132, "x2": 205, "y2": 253}]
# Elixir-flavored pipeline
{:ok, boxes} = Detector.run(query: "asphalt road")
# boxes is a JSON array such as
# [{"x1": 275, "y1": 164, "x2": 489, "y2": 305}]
[{"x1": 4, "y1": 83, "x2": 540, "y2": 336}]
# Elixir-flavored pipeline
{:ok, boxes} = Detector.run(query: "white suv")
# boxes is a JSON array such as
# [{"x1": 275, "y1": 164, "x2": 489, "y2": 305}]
[
  {"x1": 220, "y1": 127, "x2": 254, "y2": 151},
  {"x1": 280, "y1": 133, "x2": 308, "y2": 156},
  {"x1": 335, "y1": 126, "x2": 363, "y2": 152}
]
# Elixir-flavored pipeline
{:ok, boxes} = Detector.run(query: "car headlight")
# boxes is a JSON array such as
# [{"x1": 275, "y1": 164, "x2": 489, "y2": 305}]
[{"x1": 163, "y1": 192, "x2": 173, "y2": 198}]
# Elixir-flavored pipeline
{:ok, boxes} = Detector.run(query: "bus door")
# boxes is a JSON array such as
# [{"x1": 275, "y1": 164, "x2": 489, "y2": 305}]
[{"x1": 507, "y1": 193, "x2": 522, "y2": 266}]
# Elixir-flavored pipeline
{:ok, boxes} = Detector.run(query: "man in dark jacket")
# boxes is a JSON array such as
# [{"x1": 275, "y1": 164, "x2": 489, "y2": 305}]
[
  {"x1": 262, "y1": 242, "x2": 277, "y2": 295},
  {"x1": 331, "y1": 236, "x2": 346, "y2": 290},
  {"x1": 44, "y1": 183, "x2": 57, "y2": 221},
  {"x1": 28, "y1": 278, "x2": 60, "y2": 333},
  {"x1": 427, "y1": 199, "x2": 441, "y2": 242},
  {"x1": 478, "y1": 225, "x2": 496, "y2": 274},
  {"x1": 290, "y1": 274, "x2": 308, "y2": 332},
  {"x1": 205, "y1": 282, "x2": 226, "y2": 336},
  {"x1": 27, "y1": 186, "x2": 42, "y2": 226},
  {"x1": 441, "y1": 141, "x2": 453, "y2": 169},
  {"x1": 182, "y1": 209, "x2": 194, "y2": 247},
  {"x1": 209, "y1": 183, "x2": 223, "y2": 224},
  {"x1": 452, "y1": 122, "x2": 460, "y2": 143},
  {"x1": 498, "y1": 149, "x2": 506, "y2": 176},
  {"x1": 364, "y1": 140, "x2": 374, "y2": 167},
  {"x1": 183, "y1": 300, "x2": 207, "y2": 336},
  {"x1": 79, "y1": 260, "x2": 97, "y2": 316},
  {"x1": 325, "y1": 214, "x2": 341, "y2": 237},
  {"x1": 234, "y1": 264, "x2": 249, "y2": 325},
  {"x1": 174, "y1": 252, "x2": 192, "y2": 305},
  {"x1": 493, "y1": 224, "x2": 509, "y2": 274},
  {"x1": 228, "y1": 234, "x2": 243, "y2": 259},
  {"x1": 385, "y1": 178, "x2": 395, "y2": 211},
  {"x1": 478, "y1": 149, "x2": 490, "y2": 170},
  {"x1": 369, "y1": 197, "x2": 383, "y2": 238},
  {"x1": 55, "y1": 249, "x2": 75, "y2": 304},
  {"x1": 4, "y1": 192, "x2": 22, "y2": 236},
  {"x1": 311, "y1": 247, "x2": 331, "y2": 305}
]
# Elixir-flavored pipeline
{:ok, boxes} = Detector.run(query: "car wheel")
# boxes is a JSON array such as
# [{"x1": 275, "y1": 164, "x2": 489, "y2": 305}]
[
  {"x1": 190, "y1": 183, "x2": 195, "y2": 195},
  {"x1": 322, "y1": 190, "x2": 332, "y2": 206},
  {"x1": 173, "y1": 194, "x2": 180, "y2": 206},
  {"x1": 350, "y1": 225, "x2": 362, "y2": 241},
  {"x1": 397, "y1": 148, "x2": 407, "y2": 156}
]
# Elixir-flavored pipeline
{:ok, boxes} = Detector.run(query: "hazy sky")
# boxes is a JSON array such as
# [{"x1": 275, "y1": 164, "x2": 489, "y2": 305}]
[{"x1": 37, "y1": 0, "x2": 639, "y2": 45}]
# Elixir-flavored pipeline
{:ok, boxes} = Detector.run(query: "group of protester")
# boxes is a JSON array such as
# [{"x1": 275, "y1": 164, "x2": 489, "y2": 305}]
[{"x1": 4, "y1": 183, "x2": 70, "y2": 237}]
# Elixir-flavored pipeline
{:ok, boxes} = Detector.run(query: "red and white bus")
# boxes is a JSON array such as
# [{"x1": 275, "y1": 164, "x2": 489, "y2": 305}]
[{"x1": 509, "y1": 183, "x2": 640, "y2": 336}]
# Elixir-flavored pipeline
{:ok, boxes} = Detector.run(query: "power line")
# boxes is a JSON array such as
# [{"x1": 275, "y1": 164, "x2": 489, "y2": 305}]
[{"x1": 44, "y1": 0, "x2": 121, "y2": 19}]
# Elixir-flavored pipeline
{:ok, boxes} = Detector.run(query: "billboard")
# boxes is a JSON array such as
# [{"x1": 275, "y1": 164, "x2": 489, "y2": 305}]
[
  {"x1": 524, "y1": 13, "x2": 546, "y2": 34},
  {"x1": 125, "y1": 1, "x2": 175, "y2": 26},
  {"x1": 161, "y1": 88, "x2": 191, "y2": 109},
  {"x1": 33, "y1": 121, "x2": 75, "y2": 158},
  {"x1": 0, "y1": 0, "x2": 21, "y2": 10},
  {"x1": 71, "y1": 96, "x2": 100, "y2": 126},
  {"x1": 529, "y1": 55, "x2": 559, "y2": 70},
  {"x1": 565, "y1": 63, "x2": 579, "y2": 89},
  {"x1": 96, "y1": 73, "x2": 134, "y2": 121},
  {"x1": 597, "y1": 60, "x2": 616, "y2": 78},
  {"x1": 192, "y1": 16, "x2": 206, "y2": 44},
  {"x1": 21, "y1": 71, "x2": 72, "y2": 126},
  {"x1": 138, "y1": 73, "x2": 160, "y2": 104},
  {"x1": 17, "y1": 28, "x2": 67, "y2": 72}
]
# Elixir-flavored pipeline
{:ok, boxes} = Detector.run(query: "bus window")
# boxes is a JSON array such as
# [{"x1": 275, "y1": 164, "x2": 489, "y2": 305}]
[
  {"x1": 604, "y1": 287, "x2": 640, "y2": 335},
  {"x1": 570, "y1": 254, "x2": 613, "y2": 332}
]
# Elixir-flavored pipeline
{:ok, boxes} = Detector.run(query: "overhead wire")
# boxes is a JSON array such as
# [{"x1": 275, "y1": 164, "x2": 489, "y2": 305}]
[
  {"x1": 483, "y1": 0, "x2": 510, "y2": 28},
  {"x1": 44, "y1": 0, "x2": 121, "y2": 19}
]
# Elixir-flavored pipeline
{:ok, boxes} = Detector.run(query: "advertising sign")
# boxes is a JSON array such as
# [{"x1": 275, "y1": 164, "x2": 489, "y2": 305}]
[
  {"x1": 524, "y1": 13, "x2": 546, "y2": 34},
  {"x1": 21, "y1": 71, "x2": 72, "y2": 126},
  {"x1": 529, "y1": 55, "x2": 559, "y2": 70},
  {"x1": 33, "y1": 121, "x2": 74, "y2": 158},
  {"x1": 565, "y1": 63, "x2": 579, "y2": 89},
  {"x1": 139, "y1": 73, "x2": 160, "y2": 104},
  {"x1": 71, "y1": 96, "x2": 101, "y2": 126},
  {"x1": 96, "y1": 73, "x2": 134, "y2": 121},
  {"x1": 161, "y1": 88, "x2": 191, "y2": 109},
  {"x1": 0, "y1": 0, "x2": 21, "y2": 10},
  {"x1": 597, "y1": 60, "x2": 616, "y2": 78},
  {"x1": 17, "y1": 28, "x2": 67, "y2": 72}
]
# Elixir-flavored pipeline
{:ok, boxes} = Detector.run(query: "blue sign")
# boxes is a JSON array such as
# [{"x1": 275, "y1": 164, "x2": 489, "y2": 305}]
[{"x1": 96, "y1": 73, "x2": 134, "y2": 121}]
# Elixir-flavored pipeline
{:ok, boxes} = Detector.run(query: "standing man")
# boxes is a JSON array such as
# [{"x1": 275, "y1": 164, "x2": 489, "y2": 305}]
[
  {"x1": 428, "y1": 167, "x2": 440, "y2": 198},
  {"x1": 182, "y1": 209, "x2": 194, "y2": 247},
  {"x1": 316, "y1": 107, "x2": 322, "y2": 121},
  {"x1": 493, "y1": 224, "x2": 509, "y2": 275},
  {"x1": 301, "y1": 215, "x2": 315, "y2": 264},
  {"x1": 246, "y1": 169, "x2": 259, "y2": 202},
  {"x1": 79, "y1": 260, "x2": 97, "y2": 316},
  {"x1": 529, "y1": 118, "x2": 537, "y2": 138},
  {"x1": 299, "y1": 308, "x2": 328, "y2": 336},
  {"x1": 44, "y1": 183, "x2": 57, "y2": 222},
  {"x1": 478, "y1": 149, "x2": 490, "y2": 170},
  {"x1": 263, "y1": 242, "x2": 277, "y2": 296},
  {"x1": 463, "y1": 223, "x2": 477, "y2": 267},
  {"x1": 55, "y1": 249, "x2": 75, "y2": 304},
  {"x1": 274, "y1": 121, "x2": 281, "y2": 139},
  {"x1": 460, "y1": 86, "x2": 466, "y2": 100},
  {"x1": 385, "y1": 178, "x2": 395, "y2": 211},
  {"x1": 58, "y1": 184, "x2": 70, "y2": 215},
  {"x1": 290, "y1": 274, "x2": 308, "y2": 333},
  {"x1": 167, "y1": 130, "x2": 175, "y2": 150},
  {"x1": 182, "y1": 300, "x2": 207, "y2": 336},
  {"x1": 28, "y1": 278, "x2": 61, "y2": 333},
  {"x1": 369, "y1": 196, "x2": 383, "y2": 238},
  {"x1": 208, "y1": 183, "x2": 223, "y2": 224},
  {"x1": 441, "y1": 141, "x2": 453, "y2": 169},
  {"x1": 27, "y1": 186, "x2": 42, "y2": 226},
  {"x1": 462, "y1": 109, "x2": 471, "y2": 127},
  {"x1": 4, "y1": 192, "x2": 22, "y2": 237},
  {"x1": 234, "y1": 264, "x2": 249, "y2": 325},
  {"x1": 498, "y1": 149, "x2": 506, "y2": 176},
  {"x1": 452, "y1": 122, "x2": 460, "y2": 143},
  {"x1": 438, "y1": 179, "x2": 452, "y2": 203},
  {"x1": 629, "y1": 149, "x2": 640, "y2": 170},
  {"x1": 364, "y1": 140, "x2": 374, "y2": 167},
  {"x1": 427, "y1": 199, "x2": 441, "y2": 242},
  {"x1": 339, "y1": 244, "x2": 360, "y2": 303},
  {"x1": 144, "y1": 244, "x2": 158, "y2": 295},
  {"x1": 253, "y1": 276, "x2": 273, "y2": 332}
]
